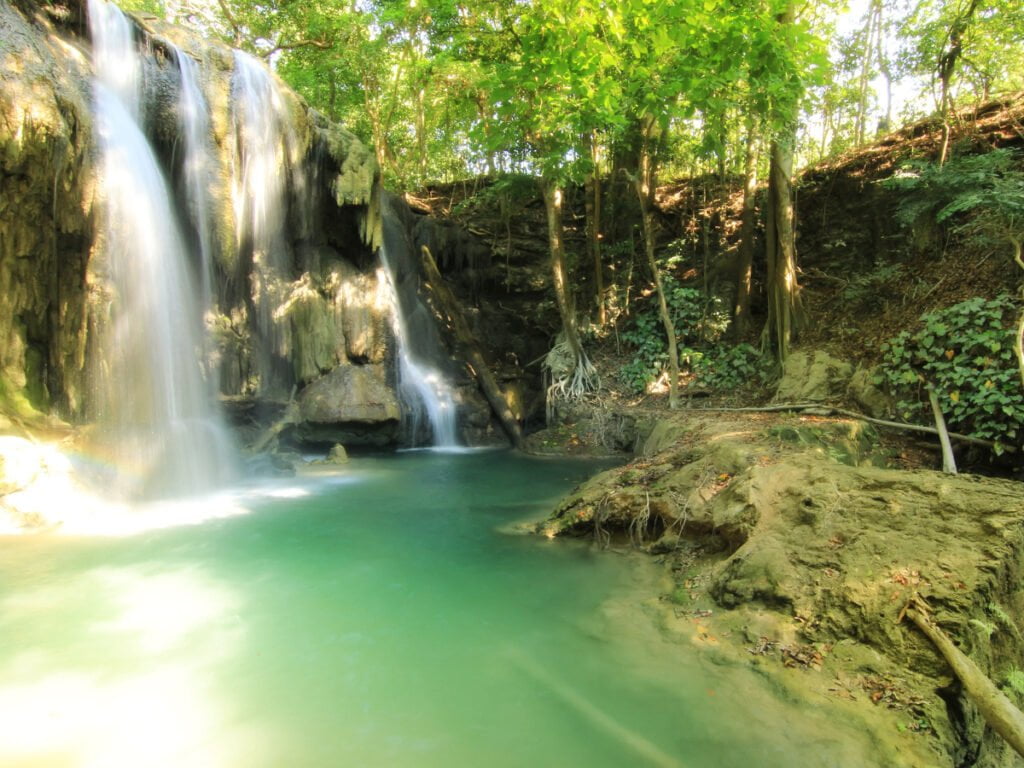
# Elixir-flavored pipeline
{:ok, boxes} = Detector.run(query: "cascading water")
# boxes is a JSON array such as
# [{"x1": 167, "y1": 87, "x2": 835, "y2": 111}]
[
  {"x1": 379, "y1": 213, "x2": 459, "y2": 448},
  {"x1": 175, "y1": 47, "x2": 216, "y2": 321},
  {"x1": 230, "y1": 50, "x2": 298, "y2": 394},
  {"x1": 88, "y1": 0, "x2": 234, "y2": 499}
]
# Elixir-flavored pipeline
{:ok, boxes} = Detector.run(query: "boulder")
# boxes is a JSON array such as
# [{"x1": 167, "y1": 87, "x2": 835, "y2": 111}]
[
  {"x1": 774, "y1": 350, "x2": 853, "y2": 403},
  {"x1": 296, "y1": 364, "x2": 400, "y2": 446},
  {"x1": 325, "y1": 443, "x2": 349, "y2": 463},
  {"x1": 847, "y1": 365, "x2": 893, "y2": 418}
]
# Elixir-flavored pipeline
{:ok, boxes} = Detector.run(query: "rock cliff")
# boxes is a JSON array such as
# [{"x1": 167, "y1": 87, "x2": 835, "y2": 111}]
[{"x1": 0, "y1": 0, "x2": 435, "y2": 447}]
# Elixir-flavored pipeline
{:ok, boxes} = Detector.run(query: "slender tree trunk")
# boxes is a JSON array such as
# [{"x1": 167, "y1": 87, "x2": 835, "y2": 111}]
[
  {"x1": 415, "y1": 83, "x2": 427, "y2": 180},
  {"x1": 420, "y1": 245, "x2": 524, "y2": 450},
  {"x1": 733, "y1": 117, "x2": 760, "y2": 339},
  {"x1": 1013, "y1": 236, "x2": 1024, "y2": 388},
  {"x1": 937, "y1": 0, "x2": 981, "y2": 165},
  {"x1": 873, "y1": 0, "x2": 893, "y2": 133},
  {"x1": 762, "y1": 4, "x2": 804, "y2": 368},
  {"x1": 763, "y1": 134, "x2": 803, "y2": 366},
  {"x1": 584, "y1": 131, "x2": 605, "y2": 325},
  {"x1": 476, "y1": 95, "x2": 497, "y2": 176},
  {"x1": 635, "y1": 116, "x2": 679, "y2": 409},
  {"x1": 541, "y1": 178, "x2": 594, "y2": 399},
  {"x1": 854, "y1": 2, "x2": 878, "y2": 145}
]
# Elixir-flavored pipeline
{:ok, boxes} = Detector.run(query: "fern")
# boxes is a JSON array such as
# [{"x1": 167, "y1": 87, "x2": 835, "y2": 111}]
[
  {"x1": 988, "y1": 602, "x2": 1022, "y2": 639},
  {"x1": 969, "y1": 618, "x2": 997, "y2": 638},
  {"x1": 1002, "y1": 666, "x2": 1024, "y2": 702}
]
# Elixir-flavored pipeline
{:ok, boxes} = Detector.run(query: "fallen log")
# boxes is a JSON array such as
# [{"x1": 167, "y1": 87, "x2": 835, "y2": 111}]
[
  {"x1": 903, "y1": 595, "x2": 1024, "y2": 760},
  {"x1": 420, "y1": 245, "x2": 525, "y2": 450}
]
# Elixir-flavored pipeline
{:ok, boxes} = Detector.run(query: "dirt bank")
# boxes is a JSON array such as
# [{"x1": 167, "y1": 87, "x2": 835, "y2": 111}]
[{"x1": 534, "y1": 408, "x2": 1024, "y2": 767}]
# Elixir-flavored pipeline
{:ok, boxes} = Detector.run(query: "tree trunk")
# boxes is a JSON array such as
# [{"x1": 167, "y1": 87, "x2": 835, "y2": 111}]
[
  {"x1": 635, "y1": 116, "x2": 679, "y2": 409},
  {"x1": 584, "y1": 131, "x2": 605, "y2": 325},
  {"x1": 763, "y1": 133, "x2": 803, "y2": 366},
  {"x1": 415, "y1": 83, "x2": 427, "y2": 180},
  {"x1": 420, "y1": 245, "x2": 525, "y2": 450},
  {"x1": 854, "y1": 1, "x2": 879, "y2": 146},
  {"x1": 905, "y1": 599, "x2": 1024, "y2": 760},
  {"x1": 928, "y1": 387, "x2": 958, "y2": 474},
  {"x1": 733, "y1": 117, "x2": 759, "y2": 339},
  {"x1": 540, "y1": 177, "x2": 596, "y2": 399},
  {"x1": 1013, "y1": 236, "x2": 1024, "y2": 389}
]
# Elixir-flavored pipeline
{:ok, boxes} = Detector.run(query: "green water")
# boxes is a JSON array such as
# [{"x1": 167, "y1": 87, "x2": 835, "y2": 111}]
[{"x1": 1, "y1": 451, "x2": 882, "y2": 767}]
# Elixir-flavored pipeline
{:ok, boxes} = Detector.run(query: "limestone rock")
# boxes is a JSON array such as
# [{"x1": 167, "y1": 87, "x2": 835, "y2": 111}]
[
  {"x1": 325, "y1": 443, "x2": 349, "y2": 463},
  {"x1": 296, "y1": 364, "x2": 400, "y2": 446},
  {"x1": 847, "y1": 364, "x2": 893, "y2": 418},
  {"x1": 774, "y1": 350, "x2": 853, "y2": 403}
]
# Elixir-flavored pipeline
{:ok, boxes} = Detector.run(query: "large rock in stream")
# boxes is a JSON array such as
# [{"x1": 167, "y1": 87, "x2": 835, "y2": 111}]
[{"x1": 296, "y1": 364, "x2": 401, "y2": 447}]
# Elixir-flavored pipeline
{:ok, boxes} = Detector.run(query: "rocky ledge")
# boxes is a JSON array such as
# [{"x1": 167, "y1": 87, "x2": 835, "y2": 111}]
[{"x1": 538, "y1": 409, "x2": 1024, "y2": 767}]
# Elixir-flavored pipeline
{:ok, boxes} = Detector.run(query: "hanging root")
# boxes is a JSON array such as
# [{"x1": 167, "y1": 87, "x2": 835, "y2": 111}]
[{"x1": 628, "y1": 490, "x2": 653, "y2": 547}]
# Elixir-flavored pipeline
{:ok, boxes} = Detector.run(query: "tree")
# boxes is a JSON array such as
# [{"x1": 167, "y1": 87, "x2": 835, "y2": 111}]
[
  {"x1": 749, "y1": 0, "x2": 830, "y2": 366},
  {"x1": 469, "y1": 0, "x2": 623, "y2": 400}
]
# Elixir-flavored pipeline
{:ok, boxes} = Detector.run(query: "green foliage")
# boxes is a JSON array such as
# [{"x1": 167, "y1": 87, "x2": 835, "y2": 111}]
[
  {"x1": 450, "y1": 174, "x2": 537, "y2": 217},
  {"x1": 886, "y1": 149, "x2": 1024, "y2": 249},
  {"x1": 969, "y1": 617, "x2": 996, "y2": 639},
  {"x1": 988, "y1": 602, "x2": 1022, "y2": 639},
  {"x1": 842, "y1": 262, "x2": 906, "y2": 308},
  {"x1": 619, "y1": 279, "x2": 765, "y2": 394},
  {"x1": 619, "y1": 311, "x2": 671, "y2": 394},
  {"x1": 878, "y1": 296, "x2": 1024, "y2": 453},
  {"x1": 696, "y1": 344, "x2": 769, "y2": 390}
]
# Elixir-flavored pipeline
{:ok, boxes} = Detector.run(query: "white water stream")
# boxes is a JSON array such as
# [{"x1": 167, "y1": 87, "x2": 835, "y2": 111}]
[
  {"x1": 379, "y1": 246, "x2": 459, "y2": 448},
  {"x1": 88, "y1": 0, "x2": 234, "y2": 499}
]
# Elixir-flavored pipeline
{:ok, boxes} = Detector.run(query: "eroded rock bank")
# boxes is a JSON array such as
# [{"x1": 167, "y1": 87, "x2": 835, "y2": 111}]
[{"x1": 538, "y1": 409, "x2": 1024, "y2": 767}]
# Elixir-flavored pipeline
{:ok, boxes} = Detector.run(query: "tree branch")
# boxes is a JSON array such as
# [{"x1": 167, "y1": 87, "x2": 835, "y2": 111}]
[{"x1": 264, "y1": 37, "x2": 333, "y2": 58}]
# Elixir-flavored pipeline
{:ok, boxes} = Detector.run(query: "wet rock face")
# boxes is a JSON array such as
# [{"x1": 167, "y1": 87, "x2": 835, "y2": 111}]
[
  {"x1": 0, "y1": 1, "x2": 403, "y2": 442},
  {"x1": 0, "y1": 1, "x2": 95, "y2": 418}
]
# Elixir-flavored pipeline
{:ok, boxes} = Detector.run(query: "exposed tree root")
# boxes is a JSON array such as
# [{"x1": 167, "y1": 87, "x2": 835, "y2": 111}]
[
  {"x1": 902, "y1": 595, "x2": 1024, "y2": 760},
  {"x1": 544, "y1": 335, "x2": 599, "y2": 422},
  {"x1": 694, "y1": 402, "x2": 1015, "y2": 453},
  {"x1": 249, "y1": 388, "x2": 299, "y2": 454},
  {"x1": 928, "y1": 388, "x2": 958, "y2": 474}
]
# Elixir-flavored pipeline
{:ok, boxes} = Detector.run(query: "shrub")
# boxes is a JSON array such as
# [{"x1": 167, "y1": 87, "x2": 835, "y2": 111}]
[
  {"x1": 877, "y1": 296, "x2": 1024, "y2": 454},
  {"x1": 696, "y1": 343, "x2": 768, "y2": 390}
]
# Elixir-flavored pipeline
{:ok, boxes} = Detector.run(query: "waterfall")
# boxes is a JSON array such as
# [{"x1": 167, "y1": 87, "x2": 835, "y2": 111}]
[
  {"x1": 88, "y1": 0, "x2": 234, "y2": 499},
  {"x1": 379, "y1": 213, "x2": 459, "y2": 448},
  {"x1": 230, "y1": 50, "x2": 299, "y2": 394},
  {"x1": 175, "y1": 48, "x2": 215, "y2": 323}
]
